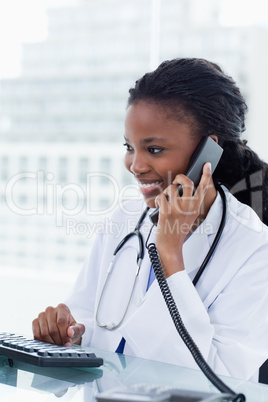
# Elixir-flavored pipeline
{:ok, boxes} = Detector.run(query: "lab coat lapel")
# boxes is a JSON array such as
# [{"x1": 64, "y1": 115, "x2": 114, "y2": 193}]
[
  {"x1": 133, "y1": 212, "x2": 155, "y2": 296},
  {"x1": 182, "y1": 189, "x2": 224, "y2": 281},
  {"x1": 183, "y1": 230, "x2": 211, "y2": 281}
]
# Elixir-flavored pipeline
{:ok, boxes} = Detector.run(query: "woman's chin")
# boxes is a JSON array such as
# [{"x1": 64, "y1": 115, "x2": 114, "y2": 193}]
[{"x1": 142, "y1": 194, "x2": 158, "y2": 208}]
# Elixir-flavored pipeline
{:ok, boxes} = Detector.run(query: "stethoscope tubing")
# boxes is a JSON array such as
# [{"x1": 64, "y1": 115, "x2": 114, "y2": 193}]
[{"x1": 95, "y1": 207, "x2": 149, "y2": 330}]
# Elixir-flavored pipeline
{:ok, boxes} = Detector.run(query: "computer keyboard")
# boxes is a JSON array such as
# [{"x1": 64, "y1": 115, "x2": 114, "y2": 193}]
[{"x1": 0, "y1": 331, "x2": 103, "y2": 368}]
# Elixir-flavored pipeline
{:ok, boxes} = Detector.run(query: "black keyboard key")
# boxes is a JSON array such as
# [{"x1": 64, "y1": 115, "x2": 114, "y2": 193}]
[
  {"x1": 23, "y1": 346, "x2": 35, "y2": 353},
  {"x1": 37, "y1": 350, "x2": 49, "y2": 356},
  {"x1": 48, "y1": 351, "x2": 60, "y2": 357}
]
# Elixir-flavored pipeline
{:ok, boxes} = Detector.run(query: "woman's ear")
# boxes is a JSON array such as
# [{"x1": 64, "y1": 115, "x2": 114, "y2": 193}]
[{"x1": 209, "y1": 134, "x2": 219, "y2": 144}]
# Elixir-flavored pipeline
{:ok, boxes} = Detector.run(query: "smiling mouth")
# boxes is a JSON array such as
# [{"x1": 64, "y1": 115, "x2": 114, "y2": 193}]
[
  {"x1": 138, "y1": 181, "x2": 162, "y2": 189},
  {"x1": 136, "y1": 180, "x2": 163, "y2": 195}
]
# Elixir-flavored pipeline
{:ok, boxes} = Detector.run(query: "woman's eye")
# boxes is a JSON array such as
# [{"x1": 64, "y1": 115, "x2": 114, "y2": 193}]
[
  {"x1": 123, "y1": 143, "x2": 132, "y2": 152},
  {"x1": 148, "y1": 147, "x2": 163, "y2": 154}
]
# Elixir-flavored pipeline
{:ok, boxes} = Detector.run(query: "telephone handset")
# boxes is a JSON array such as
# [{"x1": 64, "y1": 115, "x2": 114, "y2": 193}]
[{"x1": 149, "y1": 136, "x2": 223, "y2": 225}]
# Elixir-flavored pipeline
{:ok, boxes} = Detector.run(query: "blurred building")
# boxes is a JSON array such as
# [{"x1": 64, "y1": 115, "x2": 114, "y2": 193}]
[
  {"x1": 0, "y1": 1, "x2": 267, "y2": 150},
  {"x1": 0, "y1": 0, "x2": 268, "y2": 273},
  {"x1": 0, "y1": 142, "x2": 135, "y2": 273}
]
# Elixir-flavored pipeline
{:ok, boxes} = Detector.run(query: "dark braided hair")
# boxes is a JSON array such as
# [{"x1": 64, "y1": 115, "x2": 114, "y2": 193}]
[{"x1": 127, "y1": 58, "x2": 268, "y2": 225}]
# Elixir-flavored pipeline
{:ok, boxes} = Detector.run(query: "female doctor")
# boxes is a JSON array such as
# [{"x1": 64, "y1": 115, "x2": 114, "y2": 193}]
[{"x1": 32, "y1": 58, "x2": 268, "y2": 381}]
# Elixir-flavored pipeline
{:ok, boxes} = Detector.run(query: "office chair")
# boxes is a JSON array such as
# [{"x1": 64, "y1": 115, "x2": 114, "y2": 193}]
[{"x1": 259, "y1": 359, "x2": 268, "y2": 384}]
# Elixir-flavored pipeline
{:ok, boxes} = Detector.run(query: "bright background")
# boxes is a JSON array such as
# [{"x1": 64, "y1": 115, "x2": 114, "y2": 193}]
[{"x1": 0, "y1": 0, "x2": 268, "y2": 336}]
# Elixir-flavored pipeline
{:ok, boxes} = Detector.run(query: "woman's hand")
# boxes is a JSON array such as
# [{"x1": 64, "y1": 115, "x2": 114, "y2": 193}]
[
  {"x1": 154, "y1": 162, "x2": 213, "y2": 278},
  {"x1": 32, "y1": 303, "x2": 85, "y2": 347}
]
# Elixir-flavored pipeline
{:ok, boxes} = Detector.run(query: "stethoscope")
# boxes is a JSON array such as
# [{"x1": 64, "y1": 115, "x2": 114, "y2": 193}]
[{"x1": 95, "y1": 183, "x2": 227, "y2": 330}]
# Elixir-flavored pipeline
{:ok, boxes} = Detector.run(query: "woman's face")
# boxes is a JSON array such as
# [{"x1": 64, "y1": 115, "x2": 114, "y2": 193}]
[{"x1": 124, "y1": 101, "x2": 201, "y2": 208}]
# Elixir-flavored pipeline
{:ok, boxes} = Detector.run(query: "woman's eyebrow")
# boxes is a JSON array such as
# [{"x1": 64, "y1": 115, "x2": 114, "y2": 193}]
[
  {"x1": 142, "y1": 137, "x2": 168, "y2": 144},
  {"x1": 124, "y1": 136, "x2": 168, "y2": 144}
]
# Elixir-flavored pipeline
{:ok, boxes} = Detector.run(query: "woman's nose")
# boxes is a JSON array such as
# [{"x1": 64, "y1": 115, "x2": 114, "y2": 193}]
[{"x1": 129, "y1": 153, "x2": 150, "y2": 175}]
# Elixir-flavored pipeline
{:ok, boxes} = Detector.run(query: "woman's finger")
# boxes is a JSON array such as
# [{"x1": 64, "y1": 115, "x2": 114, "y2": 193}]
[
  {"x1": 35, "y1": 310, "x2": 55, "y2": 344},
  {"x1": 194, "y1": 162, "x2": 212, "y2": 201}
]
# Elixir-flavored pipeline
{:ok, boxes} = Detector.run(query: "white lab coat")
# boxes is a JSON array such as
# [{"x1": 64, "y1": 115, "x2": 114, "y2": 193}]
[{"x1": 65, "y1": 187, "x2": 268, "y2": 381}]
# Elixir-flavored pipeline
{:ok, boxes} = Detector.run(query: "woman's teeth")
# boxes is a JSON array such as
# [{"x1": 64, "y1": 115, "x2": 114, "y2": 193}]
[{"x1": 138, "y1": 181, "x2": 161, "y2": 188}]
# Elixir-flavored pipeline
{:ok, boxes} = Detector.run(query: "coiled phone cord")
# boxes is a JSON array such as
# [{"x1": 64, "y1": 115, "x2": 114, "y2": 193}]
[
  {"x1": 145, "y1": 183, "x2": 246, "y2": 402},
  {"x1": 146, "y1": 242, "x2": 245, "y2": 402}
]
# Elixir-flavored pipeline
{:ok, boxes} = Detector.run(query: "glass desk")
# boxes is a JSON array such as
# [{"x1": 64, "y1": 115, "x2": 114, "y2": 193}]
[{"x1": 0, "y1": 346, "x2": 268, "y2": 401}]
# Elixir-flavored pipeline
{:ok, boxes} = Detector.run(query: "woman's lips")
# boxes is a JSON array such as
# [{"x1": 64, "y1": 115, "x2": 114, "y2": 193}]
[{"x1": 137, "y1": 180, "x2": 163, "y2": 195}]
